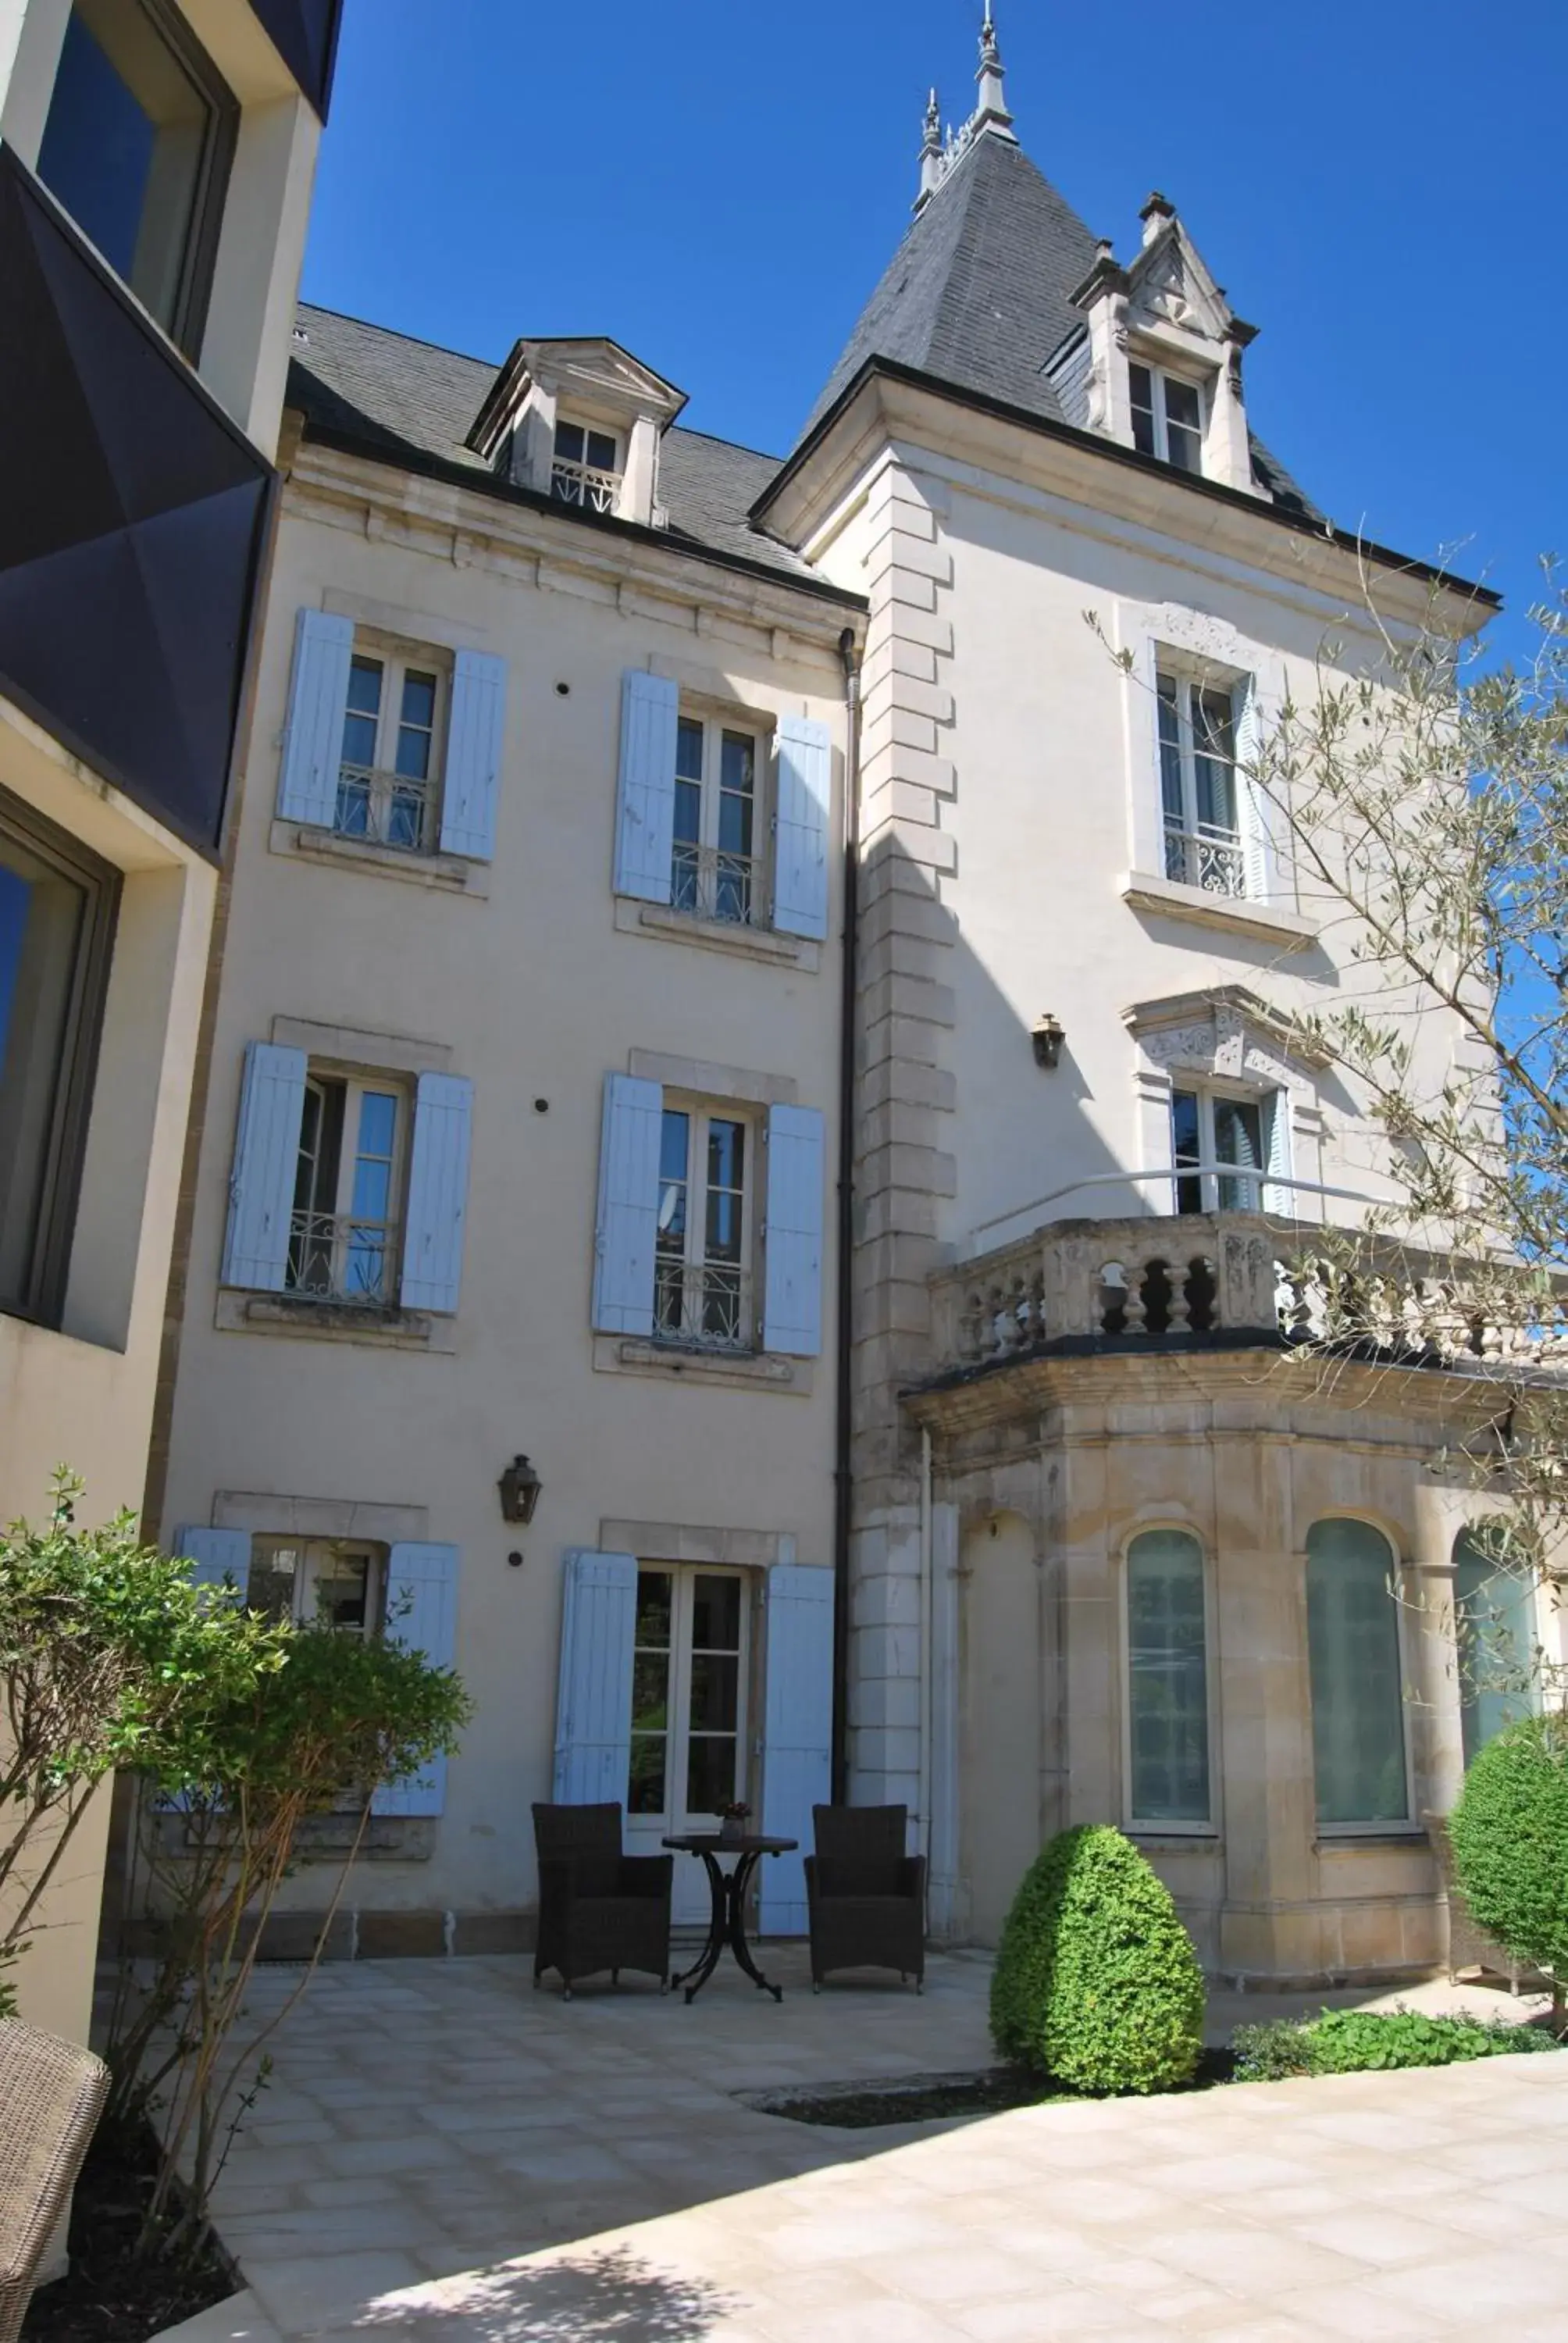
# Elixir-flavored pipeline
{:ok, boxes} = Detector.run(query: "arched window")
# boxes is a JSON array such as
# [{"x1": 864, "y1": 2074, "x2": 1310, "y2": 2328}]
[
  {"x1": 1306, "y1": 1519, "x2": 1408, "y2": 1828},
  {"x1": 1453, "y1": 1530, "x2": 1535, "y2": 1767},
  {"x1": 1126, "y1": 1528, "x2": 1210, "y2": 1826}
]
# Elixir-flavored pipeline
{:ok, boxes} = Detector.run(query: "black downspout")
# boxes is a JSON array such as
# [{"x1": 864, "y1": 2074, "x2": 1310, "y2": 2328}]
[{"x1": 832, "y1": 625, "x2": 862, "y2": 1802}]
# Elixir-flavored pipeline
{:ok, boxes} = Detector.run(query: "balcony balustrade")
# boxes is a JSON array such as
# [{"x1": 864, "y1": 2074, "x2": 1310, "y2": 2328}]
[{"x1": 928, "y1": 1212, "x2": 1568, "y2": 1378}]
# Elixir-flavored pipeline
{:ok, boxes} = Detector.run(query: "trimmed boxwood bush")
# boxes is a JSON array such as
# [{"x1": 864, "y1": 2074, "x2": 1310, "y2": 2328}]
[
  {"x1": 989, "y1": 1824, "x2": 1205, "y2": 2094},
  {"x1": 1233, "y1": 2006, "x2": 1556, "y2": 2081},
  {"x1": 1449, "y1": 1712, "x2": 1568, "y2": 1997}
]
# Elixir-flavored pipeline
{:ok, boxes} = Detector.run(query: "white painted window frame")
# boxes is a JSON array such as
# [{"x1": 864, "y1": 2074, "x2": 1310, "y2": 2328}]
[
  {"x1": 551, "y1": 415, "x2": 623, "y2": 512},
  {"x1": 654, "y1": 1094, "x2": 759, "y2": 1353},
  {"x1": 1170, "y1": 1078, "x2": 1276, "y2": 1215},
  {"x1": 1130, "y1": 358, "x2": 1207, "y2": 473},
  {"x1": 1118, "y1": 1524, "x2": 1221, "y2": 1839},
  {"x1": 289, "y1": 1068, "x2": 412, "y2": 1306},
  {"x1": 672, "y1": 703, "x2": 771, "y2": 929},
  {"x1": 248, "y1": 1534, "x2": 389, "y2": 1639},
  {"x1": 338, "y1": 636, "x2": 450, "y2": 854},
  {"x1": 625, "y1": 1564, "x2": 752, "y2": 1844}
]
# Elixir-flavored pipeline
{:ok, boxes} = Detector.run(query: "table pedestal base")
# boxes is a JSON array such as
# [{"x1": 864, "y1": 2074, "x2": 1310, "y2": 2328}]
[{"x1": 669, "y1": 1847, "x2": 782, "y2": 2004}]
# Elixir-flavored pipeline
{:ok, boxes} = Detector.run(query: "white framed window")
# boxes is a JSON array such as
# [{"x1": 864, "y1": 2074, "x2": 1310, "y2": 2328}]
[
  {"x1": 1306, "y1": 1518, "x2": 1412, "y2": 1831},
  {"x1": 1130, "y1": 361, "x2": 1203, "y2": 474},
  {"x1": 1124, "y1": 1528, "x2": 1213, "y2": 1831},
  {"x1": 1453, "y1": 1529, "x2": 1537, "y2": 1767},
  {"x1": 672, "y1": 711, "x2": 764, "y2": 928},
  {"x1": 288, "y1": 1072, "x2": 408, "y2": 1305},
  {"x1": 337, "y1": 649, "x2": 447, "y2": 854},
  {"x1": 1159, "y1": 669, "x2": 1244, "y2": 897},
  {"x1": 655, "y1": 1100, "x2": 754, "y2": 1352},
  {"x1": 248, "y1": 1536, "x2": 387, "y2": 1639},
  {"x1": 551, "y1": 419, "x2": 621, "y2": 512},
  {"x1": 1171, "y1": 1084, "x2": 1281, "y2": 1214}
]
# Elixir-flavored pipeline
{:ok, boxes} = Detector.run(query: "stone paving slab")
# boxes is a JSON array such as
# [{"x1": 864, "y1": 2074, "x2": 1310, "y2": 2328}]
[{"x1": 144, "y1": 1949, "x2": 1565, "y2": 2339}]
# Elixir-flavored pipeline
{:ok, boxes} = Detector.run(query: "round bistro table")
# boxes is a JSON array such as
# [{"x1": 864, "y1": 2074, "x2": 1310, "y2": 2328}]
[{"x1": 661, "y1": 1833, "x2": 798, "y2": 2003}]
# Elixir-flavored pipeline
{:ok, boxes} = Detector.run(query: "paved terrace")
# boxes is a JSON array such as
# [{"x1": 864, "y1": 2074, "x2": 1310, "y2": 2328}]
[{"x1": 153, "y1": 1950, "x2": 1567, "y2": 2342}]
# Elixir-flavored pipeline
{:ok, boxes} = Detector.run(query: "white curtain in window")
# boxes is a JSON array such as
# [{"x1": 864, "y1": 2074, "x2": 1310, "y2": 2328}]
[
  {"x1": 1306, "y1": 1519, "x2": 1407, "y2": 1825},
  {"x1": 1127, "y1": 1528, "x2": 1210, "y2": 1824}
]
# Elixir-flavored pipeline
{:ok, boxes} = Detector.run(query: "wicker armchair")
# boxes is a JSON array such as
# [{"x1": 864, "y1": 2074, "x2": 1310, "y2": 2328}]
[
  {"x1": 1424, "y1": 1810, "x2": 1542, "y2": 1992},
  {"x1": 805, "y1": 1804, "x2": 926, "y2": 1992},
  {"x1": 532, "y1": 1803, "x2": 672, "y2": 1999},
  {"x1": 0, "y1": 2019, "x2": 109, "y2": 2343}
]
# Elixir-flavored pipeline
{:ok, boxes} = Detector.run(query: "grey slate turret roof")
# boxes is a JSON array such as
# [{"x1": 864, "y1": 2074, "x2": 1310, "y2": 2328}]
[
  {"x1": 802, "y1": 129, "x2": 1321, "y2": 521},
  {"x1": 285, "y1": 305, "x2": 852, "y2": 596},
  {"x1": 806, "y1": 134, "x2": 1099, "y2": 436}
]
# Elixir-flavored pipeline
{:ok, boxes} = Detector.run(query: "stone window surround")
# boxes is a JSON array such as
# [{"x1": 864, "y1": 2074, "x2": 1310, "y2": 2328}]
[
  {"x1": 212, "y1": 1490, "x2": 430, "y2": 1543},
  {"x1": 593, "y1": 1050, "x2": 816, "y2": 1395},
  {"x1": 215, "y1": 1018, "x2": 461, "y2": 1353},
  {"x1": 1114, "y1": 1512, "x2": 1221, "y2": 1842},
  {"x1": 1125, "y1": 986, "x2": 1327, "y2": 1217},
  {"x1": 599, "y1": 1522, "x2": 797, "y2": 1573}
]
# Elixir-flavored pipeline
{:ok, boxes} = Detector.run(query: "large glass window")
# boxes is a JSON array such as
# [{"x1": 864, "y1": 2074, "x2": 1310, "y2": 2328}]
[
  {"x1": 37, "y1": 0, "x2": 237, "y2": 357},
  {"x1": 627, "y1": 1567, "x2": 746, "y2": 1826},
  {"x1": 654, "y1": 1104, "x2": 750, "y2": 1350},
  {"x1": 287, "y1": 1074, "x2": 406, "y2": 1304},
  {"x1": 1127, "y1": 1529, "x2": 1210, "y2": 1826},
  {"x1": 669, "y1": 711, "x2": 761, "y2": 927},
  {"x1": 1306, "y1": 1519, "x2": 1409, "y2": 1828},
  {"x1": 1171, "y1": 1085, "x2": 1274, "y2": 1214},
  {"x1": 335, "y1": 651, "x2": 444, "y2": 853},
  {"x1": 0, "y1": 790, "x2": 118, "y2": 1324},
  {"x1": 1454, "y1": 1531, "x2": 1536, "y2": 1767},
  {"x1": 1158, "y1": 670, "x2": 1245, "y2": 896}
]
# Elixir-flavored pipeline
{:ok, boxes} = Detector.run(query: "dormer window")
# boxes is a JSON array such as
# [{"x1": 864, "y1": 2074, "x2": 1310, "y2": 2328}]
[
  {"x1": 1130, "y1": 363, "x2": 1203, "y2": 476},
  {"x1": 551, "y1": 420, "x2": 621, "y2": 513}
]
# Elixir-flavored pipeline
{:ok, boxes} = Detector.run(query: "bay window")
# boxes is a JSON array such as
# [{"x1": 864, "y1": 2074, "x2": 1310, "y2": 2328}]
[
  {"x1": 1306, "y1": 1518, "x2": 1409, "y2": 1829},
  {"x1": 1126, "y1": 1529, "x2": 1211, "y2": 1828}
]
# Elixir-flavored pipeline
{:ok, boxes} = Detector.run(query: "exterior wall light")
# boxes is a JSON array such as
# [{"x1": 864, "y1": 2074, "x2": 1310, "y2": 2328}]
[
  {"x1": 498, "y1": 1454, "x2": 543, "y2": 1524},
  {"x1": 1032, "y1": 1015, "x2": 1066, "y2": 1070}
]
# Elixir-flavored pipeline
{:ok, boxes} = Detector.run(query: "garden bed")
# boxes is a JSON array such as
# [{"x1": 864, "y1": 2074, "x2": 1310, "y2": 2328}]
[{"x1": 21, "y1": 2115, "x2": 233, "y2": 2343}]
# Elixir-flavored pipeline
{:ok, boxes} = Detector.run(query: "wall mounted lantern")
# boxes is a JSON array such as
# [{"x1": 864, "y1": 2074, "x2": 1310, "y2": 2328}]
[
  {"x1": 497, "y1": 1454, "x2": 543, "y2": 1525},
  {"x1": 1032, "y1": 1014, "x2": 1066, "y2": 1071}
]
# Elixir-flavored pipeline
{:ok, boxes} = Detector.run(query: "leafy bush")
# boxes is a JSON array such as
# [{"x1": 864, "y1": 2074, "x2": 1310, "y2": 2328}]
[
  {"x1": 989, "y1": 1824, "x2": 1205, "y2": 2094},
  {"x1": 1233, "y1": 2006, "x2": 1556, "y2": 2082},
  {"x1": 1449, "y1": 1713, "x2": 1568, "y2": 2000}
]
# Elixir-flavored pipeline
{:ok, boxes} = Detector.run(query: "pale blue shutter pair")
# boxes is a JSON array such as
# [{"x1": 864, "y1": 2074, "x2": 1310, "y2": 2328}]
[
  {"x1": 613, "y1": 669, "x2": 832, "y2": 940},
  {"x1": 222, "y1": 1045, "x2": 473, "y2": 1314},
  {"x1": 278, "y1": 609, "x2": 507, "y2": 861},
  {"x1": 552, "y1": 1553, "x2": 832, "y2": 1935},
  {"x1": 174, "y1": 1534, "x2": 460, "y2": 1816},
  {"x1": 591, "y1": 1074, "x2": 825, "y2": 1357}
]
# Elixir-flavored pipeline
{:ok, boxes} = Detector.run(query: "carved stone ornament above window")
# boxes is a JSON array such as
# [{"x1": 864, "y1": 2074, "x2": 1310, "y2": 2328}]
[{"x1": 1124, "y1": 986, "x2": 1327, "y2": 1095}]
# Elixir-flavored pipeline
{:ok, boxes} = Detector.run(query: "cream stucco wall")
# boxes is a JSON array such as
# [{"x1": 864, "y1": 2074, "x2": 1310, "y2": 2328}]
[
  {"x1": 159, "y1": 448, "x2": 858, "y2": 1930},
  {"x1": 0, "y1": 696, "x2": 216, "y2": 2040}
]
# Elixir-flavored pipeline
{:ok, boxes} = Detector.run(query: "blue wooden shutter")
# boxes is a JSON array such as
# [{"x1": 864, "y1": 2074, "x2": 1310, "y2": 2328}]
[
  {"x1": 1235, "y1": 676, "x2": 1271, "y2": 903},
  {"x1": 552, "y1": 1550, "x2": 639, "y2": 1803},
  {"x1": 759, "y1": 1564, "x2": 836, "y2": 1935},
  {"x1": 772, "y1": 715, "x2": 832, "y2": 940},
  {"x1": 222, "y1": 1043, "x2": 307, "y2": 1290},
  {"x1": 373, "y1": 1543, "x2": 460, "y2": 1817},
  {"x1": 176, "y1": 1528, "x2": 251, "y2": 1599},
  {"x1": 592, "y1": 1073, "x2": 662, "y2": 1336},
  {"x1": 1263, "y1": 1089, "x2": 1292, "y2": 1217},
  {"x1": 613, "y1": 670, "x2": 679, "y2": 902},
  {"x1": 401, "y1": 1073, "x2": 473, "y2": 1314},
  {"x1": 439, "y1": 649, "x2": 507, "y2": 860},
  {"x1": 763, "y1": 1104, "x2": 825, "y2": 1357},
  {"x1": 278, "y1": 608, "x2": 355, "y2": 826}
]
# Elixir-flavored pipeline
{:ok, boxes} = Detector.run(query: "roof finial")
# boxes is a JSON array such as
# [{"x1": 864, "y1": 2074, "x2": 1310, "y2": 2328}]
[
  {"x1": 915, "y1": 88, "x2": 943, "y2": 212},
  {"x1": 975, "y1": 5, "x2": 1015, "y2": 137}
]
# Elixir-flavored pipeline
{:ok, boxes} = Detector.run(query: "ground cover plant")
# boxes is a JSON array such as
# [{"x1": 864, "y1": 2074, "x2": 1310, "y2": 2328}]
[
  {"x1": 1233, "y1": 2006, "x2": 1556, "y2": 2081},
  {"x1": 989, "y1": 1824, "x2": 1206, "y2": 2094},
  {"x1": 1449, "y1": 1712, "x2": 1568, "y2": 2018}
]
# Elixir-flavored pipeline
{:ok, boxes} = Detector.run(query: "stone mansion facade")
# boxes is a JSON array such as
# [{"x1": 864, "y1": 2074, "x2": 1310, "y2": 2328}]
[{"x1": 146, "y1": 16, "x2": 1546, "y2": 1983}]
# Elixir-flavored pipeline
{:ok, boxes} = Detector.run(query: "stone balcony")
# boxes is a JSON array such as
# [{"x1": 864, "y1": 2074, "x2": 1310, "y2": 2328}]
[{"x1": 924, "y1": 1211, "x2": 1568, "y2": 1382}]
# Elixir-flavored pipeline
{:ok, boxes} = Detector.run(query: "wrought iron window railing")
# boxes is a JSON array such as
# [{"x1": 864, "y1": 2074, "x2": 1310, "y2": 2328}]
[
  {"x1": 653, "y1": 1260, "x2": 751, "y2": 1353},
  {"x1": 551, "y1": 459, "x2": 620, "y2": 515},
  {"x1": 287, "y1": 1211, "x2": 398, "y2": 1305},
  {"x1": 669, "y1": 843, "x2": 757, "y2": 929},
  {"x1": 1164, "y1": 818, "x2": 1245, "y2": 898},
  {"x1": 334, "y1": 764, "x2": 434, "y2": 854}
]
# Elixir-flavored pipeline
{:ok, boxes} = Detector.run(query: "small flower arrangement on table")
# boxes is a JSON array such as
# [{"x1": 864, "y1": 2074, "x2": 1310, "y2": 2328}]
[{"x1": 716, "y1": 1799, "x2": 752, "y2": 1844}]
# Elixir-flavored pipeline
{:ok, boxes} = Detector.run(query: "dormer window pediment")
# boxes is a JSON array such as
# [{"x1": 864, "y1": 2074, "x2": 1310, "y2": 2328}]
[{"x1": 465, "y1": 337, "x2": 686, "y2": 529}]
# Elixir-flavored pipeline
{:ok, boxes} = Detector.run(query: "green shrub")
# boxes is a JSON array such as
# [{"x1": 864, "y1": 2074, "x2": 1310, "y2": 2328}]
[
  {"x1": 989, "y1": 1824, "x2": 1205, "y2": 2094},
  {"x1": 1449, "y1": 1713, "x2": 1568, "y2": 1992},
  {"x1": 1232, "y1": 2006, "x2": 1556, "y2": 2082}
]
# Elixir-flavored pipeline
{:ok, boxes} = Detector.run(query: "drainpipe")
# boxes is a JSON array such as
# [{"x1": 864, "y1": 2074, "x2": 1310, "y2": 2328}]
[
  {"x1": 918, "y1": 1425, "x2": 934, "y2": 1867},
  {"x1": 832, "y1": 625, "x2": 862, "y2": 1802}
]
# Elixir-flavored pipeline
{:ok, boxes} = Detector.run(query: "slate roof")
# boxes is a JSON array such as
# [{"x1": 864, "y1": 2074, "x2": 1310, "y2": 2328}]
[
  {"x1": 803, "y1": 130, "x2": 1322, "y2": 522},
  {"x1": 286, "y1": 305, "x2": 843, "y2": 594}
]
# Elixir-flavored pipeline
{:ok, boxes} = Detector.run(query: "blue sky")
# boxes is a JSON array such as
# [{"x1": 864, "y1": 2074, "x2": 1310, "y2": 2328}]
[{"x1": 303, "y1": 1, "x2": 1565, "y2": 661}]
